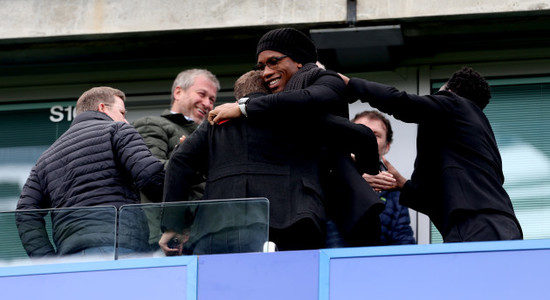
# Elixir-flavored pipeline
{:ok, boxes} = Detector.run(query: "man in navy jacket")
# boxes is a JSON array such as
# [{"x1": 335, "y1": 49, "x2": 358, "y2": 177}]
[
  {"x1": 353, "y1": 110, "x2": 416, "y2": 245},
  {"x1": 16, "y1": 87, "x2": 165, "y2": 257}
]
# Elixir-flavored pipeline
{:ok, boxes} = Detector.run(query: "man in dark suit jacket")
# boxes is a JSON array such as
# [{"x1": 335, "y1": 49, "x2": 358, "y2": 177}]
[
  {"x1": 206, "y1": 28, "x2": 385, "y2": 249},
  {"x1": 341, "y1": 66, "x2": 523, "y2": 242},
  {"x1": 161, "y1": 64, "x2": 382, "y2": 253},
  {"x1": 161, "y1": 31, "x2": 385, "y2": 254}
]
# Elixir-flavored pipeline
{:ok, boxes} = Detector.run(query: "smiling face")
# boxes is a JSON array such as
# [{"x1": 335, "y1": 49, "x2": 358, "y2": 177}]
[
  {"x1": 257, "y1": 50, "x2": 302, "y2": 93},
  {"x1": 172, "y1": 75, "x2": 217, "y2": 123}
]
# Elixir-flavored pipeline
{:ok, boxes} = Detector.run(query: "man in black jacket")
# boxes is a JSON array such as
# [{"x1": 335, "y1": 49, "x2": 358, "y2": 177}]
[
  {"x1": 341, "y1": 67, "x2": 523, "y2": 242},
  {"x1": 16, "y1": 87, "x2": 165, "y2": 257},
  {"x1": 160, "y1": 71, "x2": 273, "y2": 255},
  {"x1": 162, "y1": 28, "x2": 383, "y2": 253}
]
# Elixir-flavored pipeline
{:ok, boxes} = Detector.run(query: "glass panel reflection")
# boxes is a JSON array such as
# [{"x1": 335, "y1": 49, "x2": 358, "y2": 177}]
[
  {"x1": 118, "y1": 198, "x2": 270, "y2": 258},
  {"x1": 1, "y1": 198, "x2": 270, "y2": 265},
  {"x1": 1, "y1": 206, "x2": 117, "y2": 266}
]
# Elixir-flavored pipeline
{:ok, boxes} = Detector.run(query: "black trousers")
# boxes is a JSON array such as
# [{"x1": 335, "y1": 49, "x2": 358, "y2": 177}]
[{"x1": 444, "y1": 211, "x2": 523, "y2": 243}]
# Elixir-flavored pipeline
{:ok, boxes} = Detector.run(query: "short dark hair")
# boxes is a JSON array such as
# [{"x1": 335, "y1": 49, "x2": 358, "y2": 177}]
[
  {"x1": 352, "y1": 110, "x2": 393, "y2": 144},
  {"x1": 76, "y1": 86, "x2": 125, "y2": 115},
  {"x1": 234, "y1": 70, "x2": 270, "y2": 99},
  {"x1": 445, "y1": 66, "x2": 491, "y2": 109}
]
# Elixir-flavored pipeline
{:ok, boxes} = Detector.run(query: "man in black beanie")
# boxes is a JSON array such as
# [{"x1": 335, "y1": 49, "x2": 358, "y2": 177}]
[
  {"x1": 202, "y1": 27, "x2": 384, "y2": 249},
  {"x1": 210, "y1": 27, "x2": 341, "y2": 118},
  {"x1": 255, "y1": 27, "x2": 318, "y2": 72}
]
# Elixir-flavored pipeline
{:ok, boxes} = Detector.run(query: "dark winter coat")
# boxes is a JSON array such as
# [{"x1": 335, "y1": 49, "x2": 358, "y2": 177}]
[
  {"x1": 16, "y1": 111, "x2": 165, "y2": 256},
  {"x1": 132, "y1": 110, "x2": 198, "y2": 167},
  {"x1": 132, "y1": 110, "x2": 204, "y2": 201},
  {"x1": 379, "y1": 190, "x2": 415, "y2": 245},
  {"x1": 163, "y1": 69, "x2": 383, "y2": 248}
]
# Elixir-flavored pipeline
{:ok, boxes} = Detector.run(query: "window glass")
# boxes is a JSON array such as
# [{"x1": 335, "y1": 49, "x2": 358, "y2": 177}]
[
  {"x1": 0, "y1": 103, "x2": 75, "y2": 261},
  {"x1": 0, "y1": 103, "x2": 74, "y2": 210},
  {"x1": 485, "y1": 82, "x2": 550, "y2": 240}
]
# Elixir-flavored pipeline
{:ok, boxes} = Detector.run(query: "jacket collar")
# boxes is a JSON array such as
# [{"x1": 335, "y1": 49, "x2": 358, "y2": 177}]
[
  {"x1": 160, "y1": 109, "x2": 197, "y2": 127},
  {"x1": 71, "y1": 110, "x2": 113, "y2": 126}
]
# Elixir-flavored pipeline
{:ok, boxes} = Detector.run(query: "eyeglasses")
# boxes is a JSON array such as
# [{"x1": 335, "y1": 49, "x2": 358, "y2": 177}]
[{"x1": 253, "y1": 55, "x2": 288, "y2": 71}]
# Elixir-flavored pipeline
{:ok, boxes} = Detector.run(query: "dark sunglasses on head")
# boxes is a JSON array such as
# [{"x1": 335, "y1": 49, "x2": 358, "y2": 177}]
[{"x1": 253, "y1": 55, "x2": 288, "y2": 71}]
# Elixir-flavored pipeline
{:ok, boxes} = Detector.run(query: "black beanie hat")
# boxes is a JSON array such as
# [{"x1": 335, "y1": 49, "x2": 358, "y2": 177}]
[{"x1": 256, "y1": 28, "x2": 318, "y2": 64}]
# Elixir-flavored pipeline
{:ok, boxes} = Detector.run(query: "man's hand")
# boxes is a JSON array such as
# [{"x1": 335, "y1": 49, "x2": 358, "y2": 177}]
[
  {"x1": 363, "y1": 157, "x2": 408, "y2": 191},
  {"x1": 363, "y1": 171, "x2": 397, "y2": 192},
  {"x1": 383, "y1": 156, "x2": 408, "y2": 190},
  {"x1": 208, "y1": 102, "x2": 242, "y2": 125},
  {"x1": 158, "y1": 230, "x2": 189, "y2": 256}
]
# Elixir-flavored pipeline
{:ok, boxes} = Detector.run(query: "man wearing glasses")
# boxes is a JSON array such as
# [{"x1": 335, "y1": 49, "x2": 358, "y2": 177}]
[
  {"x1": 164, "y1": 28, "x2": 383, "y2": 251},
  {"x1": 16, "y1": 87, "x2": 165, "y2": 258}
]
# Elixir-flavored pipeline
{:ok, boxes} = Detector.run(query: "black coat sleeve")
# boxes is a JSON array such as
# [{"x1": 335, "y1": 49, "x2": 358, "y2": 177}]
[
  {"x1": 246, "y1": 71, "x2": 348, "y2": 118},
  {"x1": 321, "y1": 114, "x2": 380, "y2": 175},
  {"x1": 346, "y1": 77, "x2": 457, "y2": 124},
  {"x1": 161, "y1": 122, "x2": 209, "y2": 232}
]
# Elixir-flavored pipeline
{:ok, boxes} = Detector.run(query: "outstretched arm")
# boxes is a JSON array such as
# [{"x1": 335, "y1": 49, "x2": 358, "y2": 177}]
[
  {"x1": 209, "y1": 71, "x2": 347, "y2": 124},
  {"x1": 112, "y1": 123, "x2": 165, "y2": 202},
  {"x1": 344, "y1": 76, "x2": 457, "y2": 124}
]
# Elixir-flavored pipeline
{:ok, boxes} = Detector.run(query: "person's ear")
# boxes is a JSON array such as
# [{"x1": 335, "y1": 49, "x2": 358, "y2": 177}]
[
  {"x1": 297, "y1": 63, "x2": 303, "y2": 68},
  {"x1": 98, "y1": 103, "x2": 107, "y2": 113},
  {"x1": 381, "y1": 143, "x2": 391, "y2": 156},
  {"x1": 173, "y1": 86, "x2": 184, "y2": 101}
]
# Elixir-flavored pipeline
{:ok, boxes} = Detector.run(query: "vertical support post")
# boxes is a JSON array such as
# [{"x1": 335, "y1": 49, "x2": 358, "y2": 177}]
[{"x1": 347, "y1": 0, "x2": 357, "y2": 27}]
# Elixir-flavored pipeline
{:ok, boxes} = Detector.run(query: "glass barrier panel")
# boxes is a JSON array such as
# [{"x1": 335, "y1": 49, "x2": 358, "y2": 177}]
[
  {"x1": 0, "y1": 206, "x2": 117, "y2": 267},
  {"x1": 118, "y1": 198, "x2": 270, "y2": 258}
]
